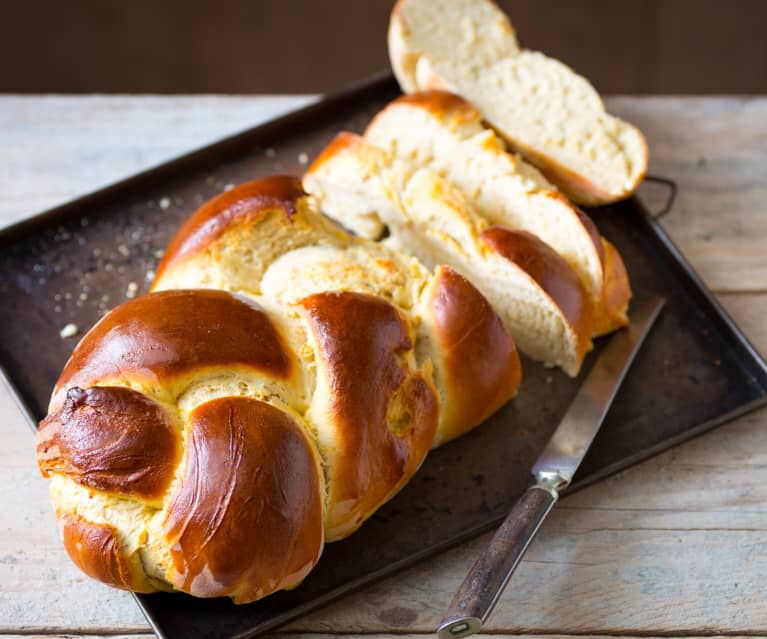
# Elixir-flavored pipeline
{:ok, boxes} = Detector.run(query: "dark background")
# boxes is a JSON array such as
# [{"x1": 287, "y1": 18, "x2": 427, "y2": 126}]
[{"x1": 1, "y1": 0, "x2": 765, "y2": 94}]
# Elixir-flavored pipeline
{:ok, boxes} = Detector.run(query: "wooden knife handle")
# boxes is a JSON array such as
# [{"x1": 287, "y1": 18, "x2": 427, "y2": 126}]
[{"x1": 437, "y1": 485, "x2": 557, "y2": 639}]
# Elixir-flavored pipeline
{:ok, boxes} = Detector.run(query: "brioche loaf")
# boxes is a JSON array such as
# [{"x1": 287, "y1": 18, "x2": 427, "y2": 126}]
[
  {"x1": 36, "y1": 176, "x2": 521, "y2": 603},
  {"x1": 304, "y1": 133, "x2": 592, "y2": 376},
  {"x1": 364, "y1": 91, "x2": 631, "y2": 336},
  {"x1": 388, "y1": 0, "x2": 648, "y2": 206}
]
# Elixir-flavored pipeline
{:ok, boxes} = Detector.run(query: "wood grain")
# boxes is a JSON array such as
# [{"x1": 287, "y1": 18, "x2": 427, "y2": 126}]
[
  {"x1": 1, "y1": 96, "x2": 765, "y2": 637},
  {"x1": 0, "y1": 95, "x2": 314, "y2": 228}
]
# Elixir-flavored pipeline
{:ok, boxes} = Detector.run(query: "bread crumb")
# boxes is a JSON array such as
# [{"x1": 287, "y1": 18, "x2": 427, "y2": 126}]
[
  {"x1": 126, "y1": 282, "x2": 138, "y2": 298},
  {"x1": 153, "y1": 249, "x2": 165, "y2": 259},
  {"x1": 298, "y1": 152, "x2": 309, "y2": 165},
  {"x1": 79, "y1": 292, "x2": 88, "y2": 301},
  {"x1": 224, "y1": 183, "x2": 235, "y2": 191},
  {"x1": 117, "y1": 244, "x2": 130, "y2": 256},
  {"x1": 159, "y1": 197, "x2": 171, "y2": 209},
  {"x1": 265, "y1": 148, "x2": 276, "y2": 158},
  {"x1": 60, "y1": 323, "x2": 79, "y2": 339},
  {"x1": 145, "y1": 270, "x2": 156, "y2": 281}
]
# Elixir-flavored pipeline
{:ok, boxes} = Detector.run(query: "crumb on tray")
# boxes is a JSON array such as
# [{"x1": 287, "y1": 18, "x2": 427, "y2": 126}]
[{"x1": 59, "y1": 323, "x2": 79, "y2": 339}]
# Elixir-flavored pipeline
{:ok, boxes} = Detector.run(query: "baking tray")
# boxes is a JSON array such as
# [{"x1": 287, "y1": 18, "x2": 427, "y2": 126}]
[{"x1": 2, "y1": 73, "x2": 767, "y2": 639}]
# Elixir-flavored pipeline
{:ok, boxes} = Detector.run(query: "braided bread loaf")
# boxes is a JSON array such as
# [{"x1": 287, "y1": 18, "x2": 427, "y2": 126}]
[
  {"x1": 36, "y1": 176, "x2": 521, "y2": 603},
  {"x1": 303, "y1": 133, "x2": 594, "y2": 376}
]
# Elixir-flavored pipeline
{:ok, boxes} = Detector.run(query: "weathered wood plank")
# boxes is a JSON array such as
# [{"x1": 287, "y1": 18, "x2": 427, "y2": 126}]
[
  {"x1": 0, "y1": 636, "x2": 154, "y2": 639},
  {"x1": 607, "y1": 97, "x2": 767, "y2": 293},
  {"x1": 0, "y1": 636, "x2": 153, "y2": 639},
  {"x1": 0, "y1": 636, "x2": 761, "y2": 639},
  {"x1": 0, "y1": 95, "x2": 314, "y2": 227}
]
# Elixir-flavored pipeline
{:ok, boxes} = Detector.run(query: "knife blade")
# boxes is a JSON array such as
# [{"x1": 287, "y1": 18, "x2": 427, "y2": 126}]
[{"x1": 437, "y1": 296, "x2": 665, "y2": 639}]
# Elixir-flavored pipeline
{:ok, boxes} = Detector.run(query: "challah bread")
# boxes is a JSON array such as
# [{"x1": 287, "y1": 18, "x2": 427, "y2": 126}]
[
  {"x1": 364, "y1": 91, "x2": 631, "y2": 336},
  {"x1": 37, "y1": 176, "x2": 521, "y2": 602},
  {"x1": 152, "y1": 176, "x2": 521, "y2": 447},
  {"x1": 304, "y1": 133, "x2": 592, "y2": 376},
  {"x1": 38, "y1": 289, "x2": 326, "y2": 601},
  {"x1": 388, "y1": 0, "x2": 648, "y2": 206}
]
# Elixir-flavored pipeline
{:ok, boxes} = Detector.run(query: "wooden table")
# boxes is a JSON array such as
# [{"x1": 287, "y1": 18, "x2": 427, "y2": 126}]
[{"x1": 2, "y1": 95, "x2": 766, "y2": 639}]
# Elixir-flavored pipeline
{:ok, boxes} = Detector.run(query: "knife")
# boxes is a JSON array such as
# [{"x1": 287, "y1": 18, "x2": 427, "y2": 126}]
[{"x1": 437, "y1": 296, "x2": 666, "y2": 639}]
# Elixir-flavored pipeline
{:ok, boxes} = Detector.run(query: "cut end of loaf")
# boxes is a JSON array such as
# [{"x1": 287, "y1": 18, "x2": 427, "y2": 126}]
[
  {"x1": 481, "y1": 227, "x2": 593, "y2": 375},
  {"x1": 389, "y1": 0, "x2": 649, "y2": 206},
  {"x1": 593, "y1": 239, "x2": 632, "y2": 336}
]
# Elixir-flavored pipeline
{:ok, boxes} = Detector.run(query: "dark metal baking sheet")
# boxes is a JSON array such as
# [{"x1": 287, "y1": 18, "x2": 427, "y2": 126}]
[{"x1": 2, "y1": 73, "x2": 766, "y2": 639}]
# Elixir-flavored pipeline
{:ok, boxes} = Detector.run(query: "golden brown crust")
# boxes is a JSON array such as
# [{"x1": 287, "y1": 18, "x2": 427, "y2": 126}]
[
  {"x1": 426, "y1": 266, "x2": 521, "y2": 444},
  {"x1": 155, "y1": 176, "x2": 304, "y2": 281},
  {"x1": 593, "y1": 239, "x2": 632, "y2": 336},
  {"x1": 508, "y1": 136, "x2": 648, "y2": 207},
  {"x1": 480, "y1": 227, "x2": 593, "y2": 363},
  {"x1": 388, "y1": 0, "x2": 419, "y2": 92},
  {"x1": 164, "y1": 396, "x2": 324, "y2": 603},
  {"x1": 37, "y1": 386, "x2": 180, "y2": 503},
  {"x1": 298, "y1": 291, "x2": 438, "y2": 540},
  {"x1": 306, "y1": 131, "x2": 373, "y2": 177},
  {"x1": 51, "y1": 289, "x2": 295, "y2": 410},
  {"x1": 370, "y1": 90, "x2": 482, "y2": 129},
  {"x1": 567, "y1": 197, "x2": 607, "y2": 265},
  {"x1": 60, "y1": 513, "x2": 151, "y2": 592}
]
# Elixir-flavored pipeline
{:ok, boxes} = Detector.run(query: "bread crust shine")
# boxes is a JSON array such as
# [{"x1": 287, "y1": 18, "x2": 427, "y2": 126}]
[
  {"x1": 480, "y1": 227, "x2": 592, "y2": 365},
  {"x1": 39, "y1": 176, "x2": 521, "y2": 603},
  {"x1": 422, "y1": 265, "x2": 521, "y2": 445}
]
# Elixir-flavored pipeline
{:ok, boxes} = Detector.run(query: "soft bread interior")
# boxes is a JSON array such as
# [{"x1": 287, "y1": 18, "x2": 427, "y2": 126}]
[
  {"x1": 389, "y1": 0, "x2": 647, "y2": 205},
  {"x1": 304, "y1": 134, "x2": 590, "y2": 375},
  {"x1": 365, "y1": 95, "x2": 606, "y2": 316}
]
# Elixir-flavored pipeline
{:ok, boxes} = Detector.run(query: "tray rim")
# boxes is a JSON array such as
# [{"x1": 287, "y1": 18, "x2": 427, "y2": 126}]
[
  {"x1": 4, "y1": 72, "x2": 767, "y2": 639},
  {"x1": 0, "y1": 70, "x2": 391, "y2": 248}
]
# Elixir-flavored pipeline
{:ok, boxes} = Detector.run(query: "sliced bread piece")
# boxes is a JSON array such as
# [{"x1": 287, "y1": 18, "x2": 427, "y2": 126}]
[
  {"x1": 365, "y1": 91, "x2": 631, "y2": 335},
  {"x1": 153, "y1": 175, "x2": 521, "y2": 453},
  {"x1": 304, "y1": 133, "x2": 592, "y2": 376},
  {"x1": 388, "y1": 0, "x2": 648, "y2": 206}
]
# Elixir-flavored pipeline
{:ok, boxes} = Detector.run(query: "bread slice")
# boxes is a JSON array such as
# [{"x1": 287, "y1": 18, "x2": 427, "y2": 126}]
[
  {"x1": 388, "y1": 0, "x2": 648, "y2": 206},
  {"x1": 365, "y1": 91, "x2": 631, "y2": 335},
  {"x1": 153, "y1": 175, "x2": 521, "y2": 453},
  {"x1": 304, "y1": 133, "x2": 592, "y2": 376}
]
